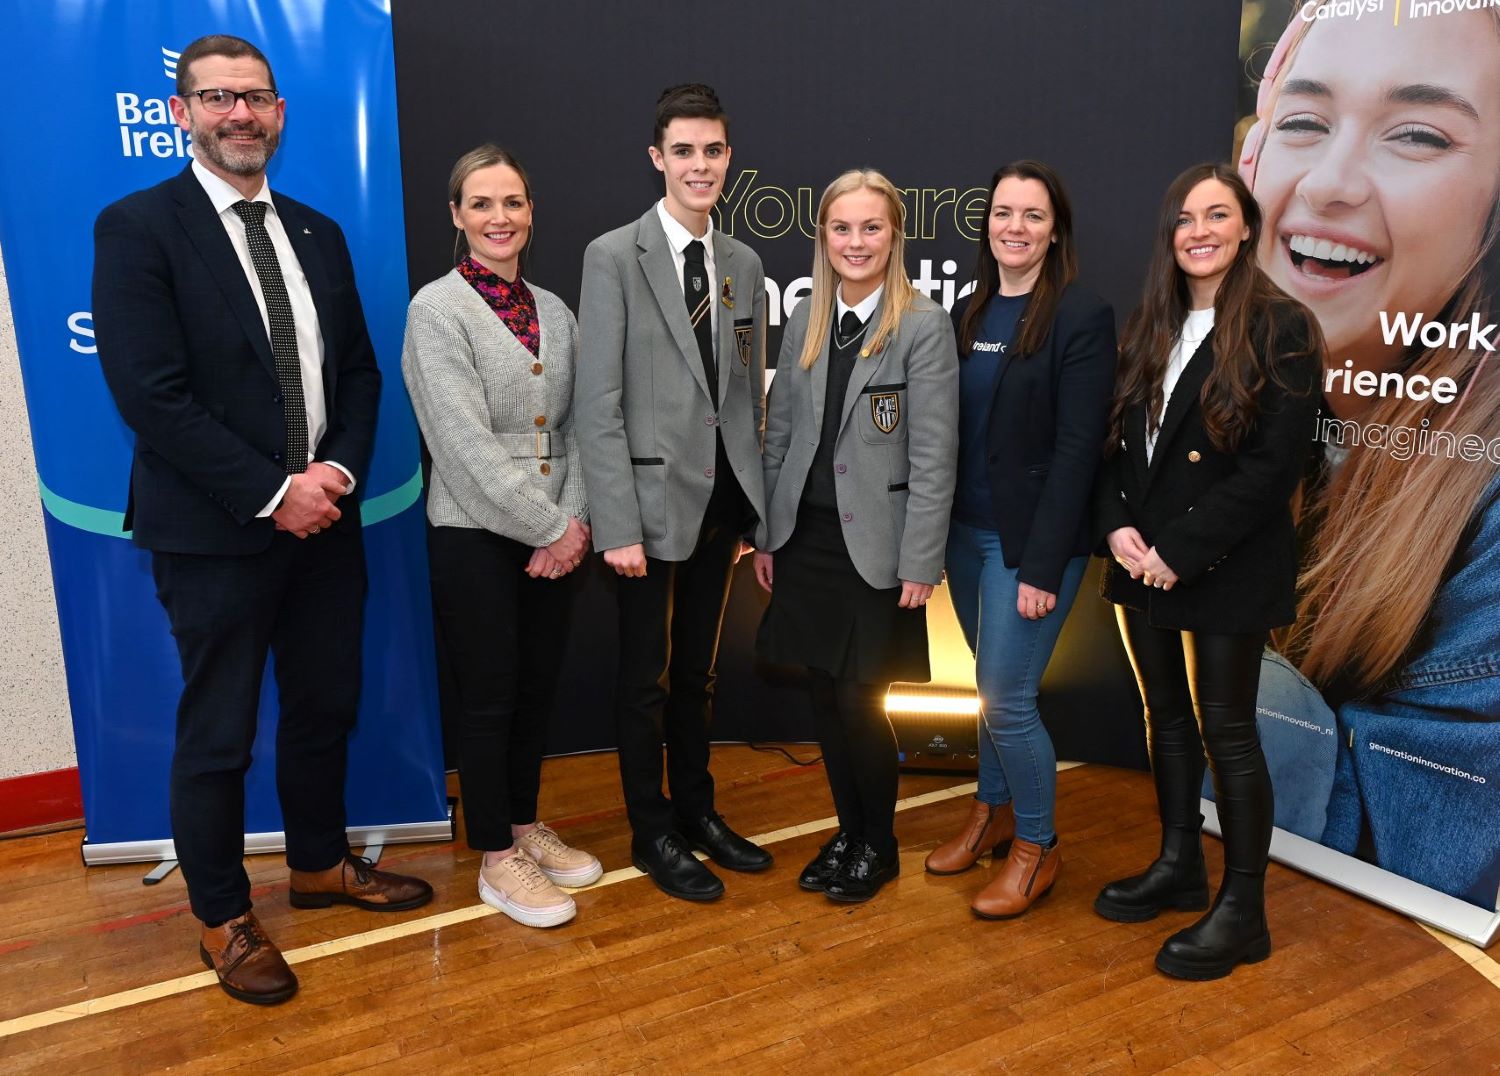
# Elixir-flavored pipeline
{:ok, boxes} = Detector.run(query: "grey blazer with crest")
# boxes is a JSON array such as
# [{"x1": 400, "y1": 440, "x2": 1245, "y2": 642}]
[
  {"x1": 573, "y1": 206, "x2": 768, "y2": 561},
  {"x1": 760, "y1": 292, "x2": 959, "y2": 589},
  {"x1": 402, "y1": 269, "x2": 587, "y2": 548}
]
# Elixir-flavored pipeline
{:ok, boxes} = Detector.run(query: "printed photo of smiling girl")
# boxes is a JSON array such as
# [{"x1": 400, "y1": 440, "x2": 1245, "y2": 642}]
[{"x1": 1240, "y1": 4, "x2": 1500, "y2": 910}]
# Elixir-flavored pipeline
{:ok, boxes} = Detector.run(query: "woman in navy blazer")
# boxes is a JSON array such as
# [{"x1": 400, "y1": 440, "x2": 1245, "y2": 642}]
[
  {"x1": 1092, "y1": 163, "x2": 1321, "y2": 980},
  {"x1": 924, "y1": 161, "x2": 1117, "y2": 920}
]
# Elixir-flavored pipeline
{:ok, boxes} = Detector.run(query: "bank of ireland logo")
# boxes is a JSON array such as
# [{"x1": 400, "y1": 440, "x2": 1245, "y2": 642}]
[
  {"x1": 871, "y1": 392, "x2": 901, "y2": 434},
  {"x1": 114, "y1": 45, "x2": 193, "y2": 160}
]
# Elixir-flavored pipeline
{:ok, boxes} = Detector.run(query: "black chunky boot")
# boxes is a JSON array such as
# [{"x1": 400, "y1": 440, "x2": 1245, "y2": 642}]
[
  {"x1": 1093, "y1": 819, "x2": 1209, "y2": 923},
  {"x1": 1154, "y1": 868, "x2": 1270, "y2": 980}
]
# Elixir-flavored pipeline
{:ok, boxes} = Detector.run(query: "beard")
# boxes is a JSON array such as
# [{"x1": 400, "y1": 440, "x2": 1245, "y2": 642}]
[{"x1": 190, "y1": 118, "x2": 280, "y2": 177}]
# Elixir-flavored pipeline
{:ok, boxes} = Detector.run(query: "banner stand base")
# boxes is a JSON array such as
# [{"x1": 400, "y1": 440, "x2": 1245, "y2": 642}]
[
  {"x1": 81, "y1": 811, "x2": 454, "y2": 868},
  {"x1": 1203, "y1": 799, "x2": 1500, "y2": 948}
]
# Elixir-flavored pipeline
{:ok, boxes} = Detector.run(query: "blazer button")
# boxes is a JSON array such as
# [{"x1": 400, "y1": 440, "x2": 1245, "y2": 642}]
[
  {"x1": 835, "y1": 463, "x2": 847, "y2": 474},
  {"x1": 534, "y1": 415, "x2": 546, "y2": 427},
  {"x1": 1188, "y1": 450, "x2": 1202, "y2": 462},
  {"x1": 704, "y1": 466, "x2": 715, "y2": 478},
  {"x1": 273, "y1": 393, "x2": 282, "y2": 404},
  {"x1": 539, "y1": 462, "x2": 551, "y2": 476},
  {"x1": 841, "y1": 511, "x2": 853, "y2": 523},
  {"x1": 704, "y1": 415, "x2": 717, "y2": 426},
  {"x1": 531, "y1": 362, "x2": 543, "y2": 375}
]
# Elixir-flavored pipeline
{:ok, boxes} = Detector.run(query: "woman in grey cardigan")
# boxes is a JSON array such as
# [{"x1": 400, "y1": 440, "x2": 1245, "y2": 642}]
[{"x1": 402, "y1": 145, "x2": 600, "y2": 928}]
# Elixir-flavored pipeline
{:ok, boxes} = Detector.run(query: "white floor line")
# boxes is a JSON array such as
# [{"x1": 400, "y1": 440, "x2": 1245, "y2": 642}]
[{"x1": 0, "y1": 778, "x2": 984, "y2": 1038}]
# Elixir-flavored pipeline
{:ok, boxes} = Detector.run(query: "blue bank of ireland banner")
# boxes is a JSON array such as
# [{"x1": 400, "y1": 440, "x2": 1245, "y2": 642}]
[{"x1": 0, "y1": 1, "x2": 449, "y2": 861}]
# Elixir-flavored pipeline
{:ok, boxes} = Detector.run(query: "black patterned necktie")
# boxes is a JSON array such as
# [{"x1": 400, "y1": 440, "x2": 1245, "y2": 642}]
[
  {"x1": 683, "y1": 239, "x2": 718, "y2": 402},
  {"x1": 231, "y1": 200, "x2": 308, "y2": 474}
]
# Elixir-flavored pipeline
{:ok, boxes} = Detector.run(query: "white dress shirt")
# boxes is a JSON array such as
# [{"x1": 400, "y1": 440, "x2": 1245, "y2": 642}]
[
  {"x1": 190, "y1": 161, "x2": 352, "y2": 515},
  {"x1": 836, "y1": 283, "x2": 883, "y2": 327},
  {"x1": 655, "y1": 198, "x2": 719, "y2": 340},
  {"x1": 1146, "y1": 306, "x2": 1215, "y2": 464}
]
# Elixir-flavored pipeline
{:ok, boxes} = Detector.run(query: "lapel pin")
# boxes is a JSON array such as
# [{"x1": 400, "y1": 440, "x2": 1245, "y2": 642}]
[{"x1": 721, "y1": 276, "x2": 734, "y2": 309}]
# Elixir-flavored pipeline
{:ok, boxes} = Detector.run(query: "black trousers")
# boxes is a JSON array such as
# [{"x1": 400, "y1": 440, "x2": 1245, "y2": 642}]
[
  {"x1": 614, "y1": 494, "x2": 742, "y2": 840},
  {"x1": 151, "y1": 525, "x2": 365, "y2": 926},
  {"x1": 808, "y1": 674, "x2": 898, "y2": 858},
  {"x1": 1115, "y1": 607, "x2": 1272, "y2": 875},
  {"x1": 427, "y1": 525, "x2": 574, "y2": 851}
]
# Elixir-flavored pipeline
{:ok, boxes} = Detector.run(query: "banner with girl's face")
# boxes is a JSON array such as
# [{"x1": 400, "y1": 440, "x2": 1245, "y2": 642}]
[{"x1": 1235, "y1": 0, "x2": 1500, "y2": 917}]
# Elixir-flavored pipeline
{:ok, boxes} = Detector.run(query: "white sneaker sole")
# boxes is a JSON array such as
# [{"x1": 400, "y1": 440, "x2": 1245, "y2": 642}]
[
  {"x1": 477, "y1": 877, "x2": 577, "y2": 928},
  {"x1": 536, "y1": 857, "x2": 604, "y2": 888}
]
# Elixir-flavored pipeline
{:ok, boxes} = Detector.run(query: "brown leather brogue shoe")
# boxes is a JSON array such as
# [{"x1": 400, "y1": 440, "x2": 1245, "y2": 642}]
[
  {"x1": 971, "y1": 836, "x2": 1060, "y2": 920},
  {"x1": 199, "y1": 912, "x2": 298, "y2": 1005},
  {"x1": 288, "y1": 853, "x2": 434, "y2": 912},
  {"x1": 924, "y1": 798, "x2": 1015, "y2": 875}
]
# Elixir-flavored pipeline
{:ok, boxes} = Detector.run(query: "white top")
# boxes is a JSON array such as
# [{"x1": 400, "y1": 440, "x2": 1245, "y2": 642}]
[
  {"x1": 1146, "y1": 306, "x2": 1215, "y2": 464},
  {"x1": 190, "y1": 161, "x2": 352, "y2": 514},
  {"x1": 655, "y1": 198, "x2": 718, "y2": 337},
  {"x1": 836, "y1": 283, "x2": 882, "y2": 325}
]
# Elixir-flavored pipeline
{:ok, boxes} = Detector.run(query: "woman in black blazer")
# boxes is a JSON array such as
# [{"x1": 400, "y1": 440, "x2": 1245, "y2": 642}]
[
  {"x1": 924, "y1": 161, "x2": 1117, "y2": 920},
  {"x1": 1092, "y1": 163, "x2": 1321, "y2": 980}
]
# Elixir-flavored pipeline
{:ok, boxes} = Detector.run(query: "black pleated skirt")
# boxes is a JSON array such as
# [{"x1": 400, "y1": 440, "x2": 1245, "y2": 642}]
[{"x1": 756, "y1": 504, "x2": 930, "y2": 684}]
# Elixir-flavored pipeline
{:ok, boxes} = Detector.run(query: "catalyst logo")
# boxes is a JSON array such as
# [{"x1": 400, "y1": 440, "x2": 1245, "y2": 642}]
[
  {"x1": 113, "y1": 45, "x2": 193, "y2": 160},
  {"x1": 1300, "y1": 0, "x2": 1385, "y2": 18}
]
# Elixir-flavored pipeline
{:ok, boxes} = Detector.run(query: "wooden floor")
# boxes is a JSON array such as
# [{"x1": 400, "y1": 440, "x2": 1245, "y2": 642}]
[{"x1": 1, "y1": 749, "x2": 1498, "y2": 1074}]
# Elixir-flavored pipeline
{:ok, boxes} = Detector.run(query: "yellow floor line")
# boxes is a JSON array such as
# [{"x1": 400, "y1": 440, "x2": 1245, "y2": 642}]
[
  {"x1": 0, "y1": 779, "x2": 983, "y2": 1039},
  {"x1": 1420, "y1": 924, "x2": 1500, "y2": 988}
]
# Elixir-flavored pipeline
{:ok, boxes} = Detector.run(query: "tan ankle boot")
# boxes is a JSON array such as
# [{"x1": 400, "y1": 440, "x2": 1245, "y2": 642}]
[
  {"x1": 924, "y1": 798, "x2": 1014, "y2": 875},
  {"x1": 971, "y1": 837, "x2": 1060, "y2": 920}
]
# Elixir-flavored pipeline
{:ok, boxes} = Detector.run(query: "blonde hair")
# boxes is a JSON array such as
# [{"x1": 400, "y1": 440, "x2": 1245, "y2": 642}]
[
  {"x1": 797, "y1": 169, "x2": 916, "y2": 370},
  {"x1": 1253, "y1": 11, "x2": 1500, "y2": 692}
]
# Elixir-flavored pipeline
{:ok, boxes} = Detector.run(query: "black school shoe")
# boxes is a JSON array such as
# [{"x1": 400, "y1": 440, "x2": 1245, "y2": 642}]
[
  {"x1": 799, "y1": 831, "x2": 853, "y2": 892},
  {"x1": 631, "y1": 833, "x2": 724, "y2": 902},
  {"x1": 824, "y1": 842, "x2": 899, "y2": 903},
  {"x1": 677, "y1": 811, "x2": 773, "y2": 873}
]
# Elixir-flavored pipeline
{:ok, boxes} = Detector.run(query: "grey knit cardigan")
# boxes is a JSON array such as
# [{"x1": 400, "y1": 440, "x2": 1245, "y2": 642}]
[{"x1": 401, "y1": 269, "x2": 587, "y2": 547}]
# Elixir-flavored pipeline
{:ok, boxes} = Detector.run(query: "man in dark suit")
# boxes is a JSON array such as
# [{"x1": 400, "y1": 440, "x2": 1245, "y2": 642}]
[{"x1": 92, "y1": 34, "x2": 430, "y2": 1006}]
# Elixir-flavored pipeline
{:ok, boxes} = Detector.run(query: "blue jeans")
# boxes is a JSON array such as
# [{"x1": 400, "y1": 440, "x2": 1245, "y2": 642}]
[{"x1": 945, "y1": 521, "x2": 1087, "y2": 844}]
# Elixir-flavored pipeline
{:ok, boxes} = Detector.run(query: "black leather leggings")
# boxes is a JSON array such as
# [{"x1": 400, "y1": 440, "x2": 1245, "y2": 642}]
[{"x1": 1115, "y1": 607, "x2": 1272, "y2": 875}]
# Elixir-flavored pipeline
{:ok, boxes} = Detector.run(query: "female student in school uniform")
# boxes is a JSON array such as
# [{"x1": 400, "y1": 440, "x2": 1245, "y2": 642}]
[
  {"x1": 753, "y1": 168, "x2": 959, "y2": 903},
  {"x1": 1092, "y1": 162, "x2": 1322, "y2": 979}
]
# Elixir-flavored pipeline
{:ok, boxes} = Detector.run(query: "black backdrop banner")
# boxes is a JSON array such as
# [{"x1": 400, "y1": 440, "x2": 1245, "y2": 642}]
[{"x1": 390, "y1": 0, "x2": 1243, "y2": 762}]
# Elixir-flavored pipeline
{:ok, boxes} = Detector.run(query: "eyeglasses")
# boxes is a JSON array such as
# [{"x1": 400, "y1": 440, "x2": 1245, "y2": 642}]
[{"x1": 184, "y1": 88, "x2": 279, "y2": 114}]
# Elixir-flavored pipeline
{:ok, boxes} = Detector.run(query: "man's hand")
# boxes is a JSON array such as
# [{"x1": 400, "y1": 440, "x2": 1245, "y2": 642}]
[
  {"x1": 305, "y1": 461, "x2": 352, "y2": 504},
  {"x1": 604, "y1": 543, "x2": 648, "y2": 578},
  {"x1": 271, "y1": 471, "x2": 342, "y2": 538}
]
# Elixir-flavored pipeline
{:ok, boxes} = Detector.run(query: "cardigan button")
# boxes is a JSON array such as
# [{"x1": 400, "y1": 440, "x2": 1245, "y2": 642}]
[
  {"x1": 534, "y1": 415, "x2": 546, "y2": 427},
  {"x1": 531, "y1": 362, "x2": 543, "y2": 375},
  {"x1": 539, "y1": 462, "x2": 551, "y2": 476}
]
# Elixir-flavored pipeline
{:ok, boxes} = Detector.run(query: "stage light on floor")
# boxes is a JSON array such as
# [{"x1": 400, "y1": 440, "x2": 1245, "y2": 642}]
[{"x1": 885, "y1": 686, "x2": 981, "y2": 772}]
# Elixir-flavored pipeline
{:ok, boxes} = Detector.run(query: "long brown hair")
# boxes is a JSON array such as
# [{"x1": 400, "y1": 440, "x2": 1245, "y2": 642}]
[
  {"x1": 1261, "y1": 11, "x2": 1500, "y2": 694},
  {"x1": 797, "y1": 170, "x2": 917, "y2": 370},
  {"x1": 1108, "y1": 163, "x2": 1318, "y2": 455},
  {"x1": 957, "y1": 160, "x2": 1076, "y2": 358}
]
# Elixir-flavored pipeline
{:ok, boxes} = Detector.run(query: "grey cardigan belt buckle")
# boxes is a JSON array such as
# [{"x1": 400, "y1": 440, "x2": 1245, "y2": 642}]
[{"x1": 534, "y1": 430, "x2": 552, "y2": 459}]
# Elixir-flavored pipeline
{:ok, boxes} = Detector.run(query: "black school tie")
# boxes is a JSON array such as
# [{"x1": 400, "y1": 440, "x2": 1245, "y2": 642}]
[
  {"x1": 683, "y1": 239, "x2": 718, "y2": 402},
  {"x1": 231, "y1": 200, "x2": 308, "y2": 474},
  {"x1": 837, "y1": 310, "x2": 863, "y2": 349}
]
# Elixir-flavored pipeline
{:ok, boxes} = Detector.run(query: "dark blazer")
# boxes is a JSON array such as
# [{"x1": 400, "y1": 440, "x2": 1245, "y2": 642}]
[
  {"x1": 1092, "y1": 306, "x2": 1319, "y2": 633},
  {"x1": 953, "y1": 283, "x2": 1117, "y2": 593},
  {"x1": 93, "y1": 165, "x2": 382, "y2": 555}
]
